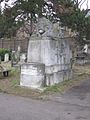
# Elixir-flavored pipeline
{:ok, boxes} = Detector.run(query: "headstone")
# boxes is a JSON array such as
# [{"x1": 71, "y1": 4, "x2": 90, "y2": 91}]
[
  {"x1": 83, "y1": 44, "x2": 88, "y2": 53},
  {"x1": 16, "y1": 46, "x2": 21, "y2": 63},
  {"x1": 20, "y1": 54, "x2": 26, "y2": 63},
  {"x1": 4, "y1": 53, "x2": 9, "y2": 62},
  {"x1": 11, "y1": 51, "x2": 17, "y2": 66},
  {"x1": 17, "y1": 46, "x2": 21, "y2": 52}
]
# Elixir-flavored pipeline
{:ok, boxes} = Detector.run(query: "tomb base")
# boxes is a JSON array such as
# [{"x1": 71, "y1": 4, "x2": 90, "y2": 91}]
[
  {"x1": 20, "y1": 63, "x2": 72, "y2": 89},
  {"x1": 20, "y1": 63, "x2": 45, "y2": 88}
]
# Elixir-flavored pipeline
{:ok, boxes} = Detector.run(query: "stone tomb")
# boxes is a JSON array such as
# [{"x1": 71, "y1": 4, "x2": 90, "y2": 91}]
[{"x1": 20, "y1": 17, "x2": 72, "y2": 89}]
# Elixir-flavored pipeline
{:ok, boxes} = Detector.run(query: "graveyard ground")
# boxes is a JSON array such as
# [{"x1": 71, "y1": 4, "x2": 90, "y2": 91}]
[{"x1": 0, "y1": 62, "x2": 90, "y2": 99}]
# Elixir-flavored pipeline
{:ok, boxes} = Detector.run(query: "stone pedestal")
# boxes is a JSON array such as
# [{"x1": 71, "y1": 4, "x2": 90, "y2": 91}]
[{"x1": 20, "y1": 63, "x2": 45, "y2": 88}]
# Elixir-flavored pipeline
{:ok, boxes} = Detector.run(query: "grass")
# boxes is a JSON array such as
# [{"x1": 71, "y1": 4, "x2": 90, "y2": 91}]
[{"x1": 0, "y1": 62, "x2": 90, "y2": 99}]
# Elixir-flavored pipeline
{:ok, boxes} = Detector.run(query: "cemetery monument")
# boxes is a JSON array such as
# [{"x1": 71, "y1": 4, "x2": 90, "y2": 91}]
[{"x1": 20, "y1": 17, "x2": 72, "y2": 89}]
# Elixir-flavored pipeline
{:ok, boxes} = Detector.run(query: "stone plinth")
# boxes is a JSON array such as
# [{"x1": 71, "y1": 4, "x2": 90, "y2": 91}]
[{"x1": 20, "y1": 63, "x2": 45, "y2": 88}]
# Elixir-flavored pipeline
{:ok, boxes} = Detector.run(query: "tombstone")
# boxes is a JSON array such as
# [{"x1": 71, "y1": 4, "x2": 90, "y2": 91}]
[
  {"x1": 83, "y1": 44, "x2": 88, "y2": 53},
  {"x1": 20, "y1": 17, "x2": 72, "y2": 89},
  {"x1": 20, "y1": 54, "x2": 26, "y2": 63},
  {"x1": 17, "y1": 46, "x2": 21, "y2": 52},
  {"x1": 16, "y1": 46, "x2": 21, "y2": 63},
  {"x1": 4, "y1": 53, "x2": 9, "y2": 62},
  {"x1": 11, "y1": 51, "x2": 17, "y2": 66}
]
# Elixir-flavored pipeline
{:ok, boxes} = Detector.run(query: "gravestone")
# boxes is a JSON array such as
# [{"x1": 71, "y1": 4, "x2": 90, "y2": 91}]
[
  {"x1": 11, "y1": 46, "x2": 21, "y2": 66},
  {"x1": 20, "y1": 54, "x2": 26, "y2": 63},
  {"x1": 4, "y1": 53, "x2": 9, "y2": 62},
  {"x1": 18, "y1": 46, "x2": 21, "y2": 52},
  {"x1": 20, "y1": 17, "x2": 72, "y2": 89},
  {"x1": 83, "y1": 44, "x2": 88, "y2": 53},
  {"x1": 11, "y1": 51, "x2": 18, "y2": 66}
]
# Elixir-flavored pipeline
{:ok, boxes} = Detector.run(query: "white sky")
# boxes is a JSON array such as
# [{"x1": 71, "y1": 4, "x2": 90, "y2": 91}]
[
  {"x1": 1, "y1": 0, "x2": 90, "y2": 10},
  {"x1": 78, "y1": 0, "x2": 90, "y2": 10}
]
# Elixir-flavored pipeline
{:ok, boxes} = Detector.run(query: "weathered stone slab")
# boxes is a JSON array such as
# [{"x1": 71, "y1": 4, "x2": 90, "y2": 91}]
[{"x1": 20, "y1": 63, "x2": 45, "y2": 88}]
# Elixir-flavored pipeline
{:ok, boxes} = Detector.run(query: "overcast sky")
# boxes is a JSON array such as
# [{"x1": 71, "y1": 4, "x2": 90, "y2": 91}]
[
  {"x1": 1, "y1": 0, "x2": 90, "y2": 10},
  {"x1": 79, "y1": 0, "x2": 90, "y2": 10}
]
